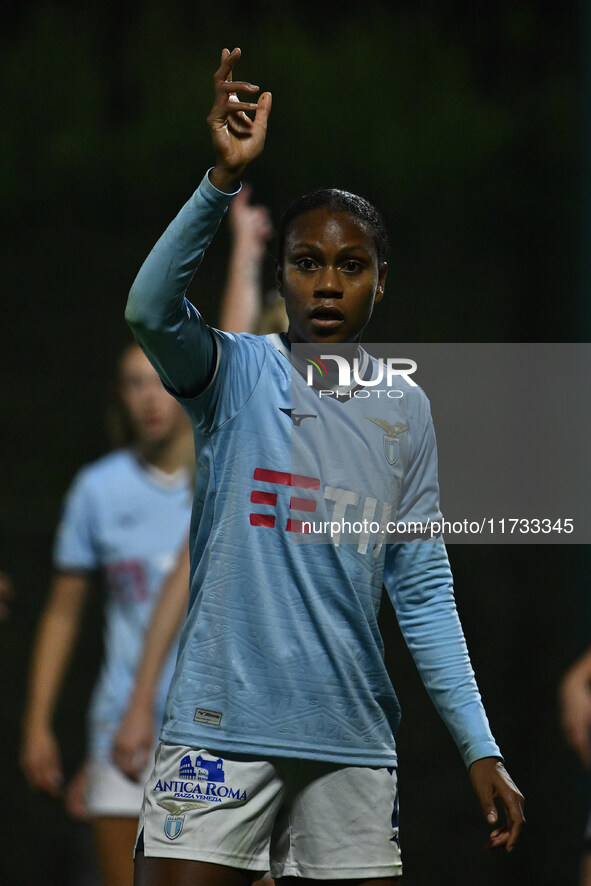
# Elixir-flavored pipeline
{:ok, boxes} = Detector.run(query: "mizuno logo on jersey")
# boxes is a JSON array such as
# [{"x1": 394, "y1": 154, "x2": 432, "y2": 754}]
[{"x1": 279, "y1": 407, "x2": 317, "y2": 426}]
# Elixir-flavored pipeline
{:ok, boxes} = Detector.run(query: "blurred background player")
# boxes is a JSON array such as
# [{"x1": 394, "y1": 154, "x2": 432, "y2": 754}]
[
  {"x1": 20, "y1": 341, "x2": 194, "y2": 886},
  {"x1": 0, "y1": 571, "x2": 13, "y2": 621},
  {"x1": 19, "y1": 185, "x2": 276, "y2": 886},
  {"x1": 560, "y1": 647, "x2": 591, "y2": 886}
]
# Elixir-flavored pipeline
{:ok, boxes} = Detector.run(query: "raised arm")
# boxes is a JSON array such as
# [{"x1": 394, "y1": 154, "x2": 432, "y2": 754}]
[
  {"x1": 112, "y1": 541, "x2": 190, "y2": 780},
  {"x1": 125, "y1": 49, "x2": 271, "y2": 396}
]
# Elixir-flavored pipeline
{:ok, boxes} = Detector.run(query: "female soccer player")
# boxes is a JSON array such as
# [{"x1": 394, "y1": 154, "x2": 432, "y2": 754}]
[
  {"x1": 20, "y1": 342, "x2": 194, "y2": 886},
  {"x1": 125, "y1": 48, "x2": 525, "y2": 885}
]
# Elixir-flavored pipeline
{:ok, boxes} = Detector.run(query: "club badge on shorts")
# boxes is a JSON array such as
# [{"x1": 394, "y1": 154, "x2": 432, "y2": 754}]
[{"x1": 157, "y1": 798, "x2": 207, "y2": 840}]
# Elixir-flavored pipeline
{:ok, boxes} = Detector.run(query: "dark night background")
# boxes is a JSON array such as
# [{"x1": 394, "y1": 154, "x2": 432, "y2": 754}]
[{"x1": 1, "y1": 1, "x2": 590, "y2": 883}]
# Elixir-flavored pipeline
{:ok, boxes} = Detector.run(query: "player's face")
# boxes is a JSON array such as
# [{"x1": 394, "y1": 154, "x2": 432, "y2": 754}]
[
  {"x1": 118, "y1": 346, "x2": 187, "y2": 445},
  {"x1": 277, "y1": 207, "x2": 387, "y2": 345}
]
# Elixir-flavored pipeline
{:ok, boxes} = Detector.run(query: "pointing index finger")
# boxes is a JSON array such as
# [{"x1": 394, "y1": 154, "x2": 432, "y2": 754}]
[{"x1": 216, "y1": 47, "x2": 240, "y2": 85}]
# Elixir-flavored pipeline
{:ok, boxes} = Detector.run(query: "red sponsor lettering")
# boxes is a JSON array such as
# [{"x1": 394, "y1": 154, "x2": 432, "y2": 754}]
[{"x1": 250, "y1": 468, "x2": 320, "y2": 533}]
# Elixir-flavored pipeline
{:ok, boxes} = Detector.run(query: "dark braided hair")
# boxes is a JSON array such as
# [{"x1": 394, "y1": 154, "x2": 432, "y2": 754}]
[{"x1": 276, "y1": 188, "x2": 388, "y2": 266}]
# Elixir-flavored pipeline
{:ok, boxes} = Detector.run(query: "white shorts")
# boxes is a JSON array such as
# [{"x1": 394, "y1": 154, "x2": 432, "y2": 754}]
[
  {"x1": 137, "y1": 743, "x2": 402, "y2": 880},
  {"x1": 86, "y1": 751, "x2": 156, "y2": 818}
]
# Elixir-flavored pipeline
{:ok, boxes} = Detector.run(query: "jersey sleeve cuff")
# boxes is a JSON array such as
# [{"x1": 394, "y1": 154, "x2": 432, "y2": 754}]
[
  {"x1": 201, "y1": 168, "x2": 242, "y2": 203},
  {"x1": 463, "y1": 741, "x2": 503, "y2": 769}
]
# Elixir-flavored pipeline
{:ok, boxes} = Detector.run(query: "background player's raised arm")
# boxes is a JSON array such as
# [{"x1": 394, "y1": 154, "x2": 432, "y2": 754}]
[{"x1": 218, "y1": 184, "x2": 273, "y2": 334}]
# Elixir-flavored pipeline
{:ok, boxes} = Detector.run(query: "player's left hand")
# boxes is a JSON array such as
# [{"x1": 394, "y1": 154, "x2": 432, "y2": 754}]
[
  {"x1": 64, "y1": 763, "x2": 91, "y2": 822},
  {"x1": 112, "y1": 702, "x2": 154, "y2": 782},
  {"x1": 469, "y1": 756, "x2": 525, "y2": 851}
]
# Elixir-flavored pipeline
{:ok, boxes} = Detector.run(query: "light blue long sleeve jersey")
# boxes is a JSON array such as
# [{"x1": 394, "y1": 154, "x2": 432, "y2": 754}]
[
  {"x1": 53, "y1": 449, "x2": 192, "y2": 756},
  {"x1": 125, "y1": 171, "x2": 501, "y2": 768}
]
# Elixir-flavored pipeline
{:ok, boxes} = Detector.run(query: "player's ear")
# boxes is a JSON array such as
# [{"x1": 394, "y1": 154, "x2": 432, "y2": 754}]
[
  {"x1": 275, "y1": 260, "x2": 285, "y2": 298},
  {"x1": 375, "y1": 261, "x2": 387, "y2": 304}
]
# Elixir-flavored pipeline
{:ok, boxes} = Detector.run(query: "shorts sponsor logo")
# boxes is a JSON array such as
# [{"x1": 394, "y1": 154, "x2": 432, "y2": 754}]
[
  {"x1": 180, "y1": 753, "x2": 225, "y2": 783},
  {"x1": 152, "y1": 753, "x2": 247, "y2": 804}
]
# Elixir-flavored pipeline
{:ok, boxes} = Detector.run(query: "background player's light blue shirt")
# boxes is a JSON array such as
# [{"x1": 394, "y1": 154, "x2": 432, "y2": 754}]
[
  {"x1": 53, "y1": 449, "x2": 192, "y2": 755},
  {"x1": 126, "y1": 172, "x2": 501, "y2": 768}
]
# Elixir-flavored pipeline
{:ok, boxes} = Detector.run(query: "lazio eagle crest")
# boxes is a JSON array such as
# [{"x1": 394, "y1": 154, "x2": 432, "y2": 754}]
[
  {"x1": 366, "y1": 418, "x2": 408, "y2": 465},
  {"x1": 157, "y1": 798, "x2": 208, "y2": 840}
]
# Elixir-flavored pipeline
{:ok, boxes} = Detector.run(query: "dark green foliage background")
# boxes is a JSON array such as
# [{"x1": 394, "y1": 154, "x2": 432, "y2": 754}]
[{"x1": 0, "y1": 2, "x2": 588, "y2": 883}]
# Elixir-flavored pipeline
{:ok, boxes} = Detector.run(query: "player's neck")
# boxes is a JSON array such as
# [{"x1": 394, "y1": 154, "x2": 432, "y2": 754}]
[{"x1": 135, "y1": 429, "x2": 193, "y2": 475}]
